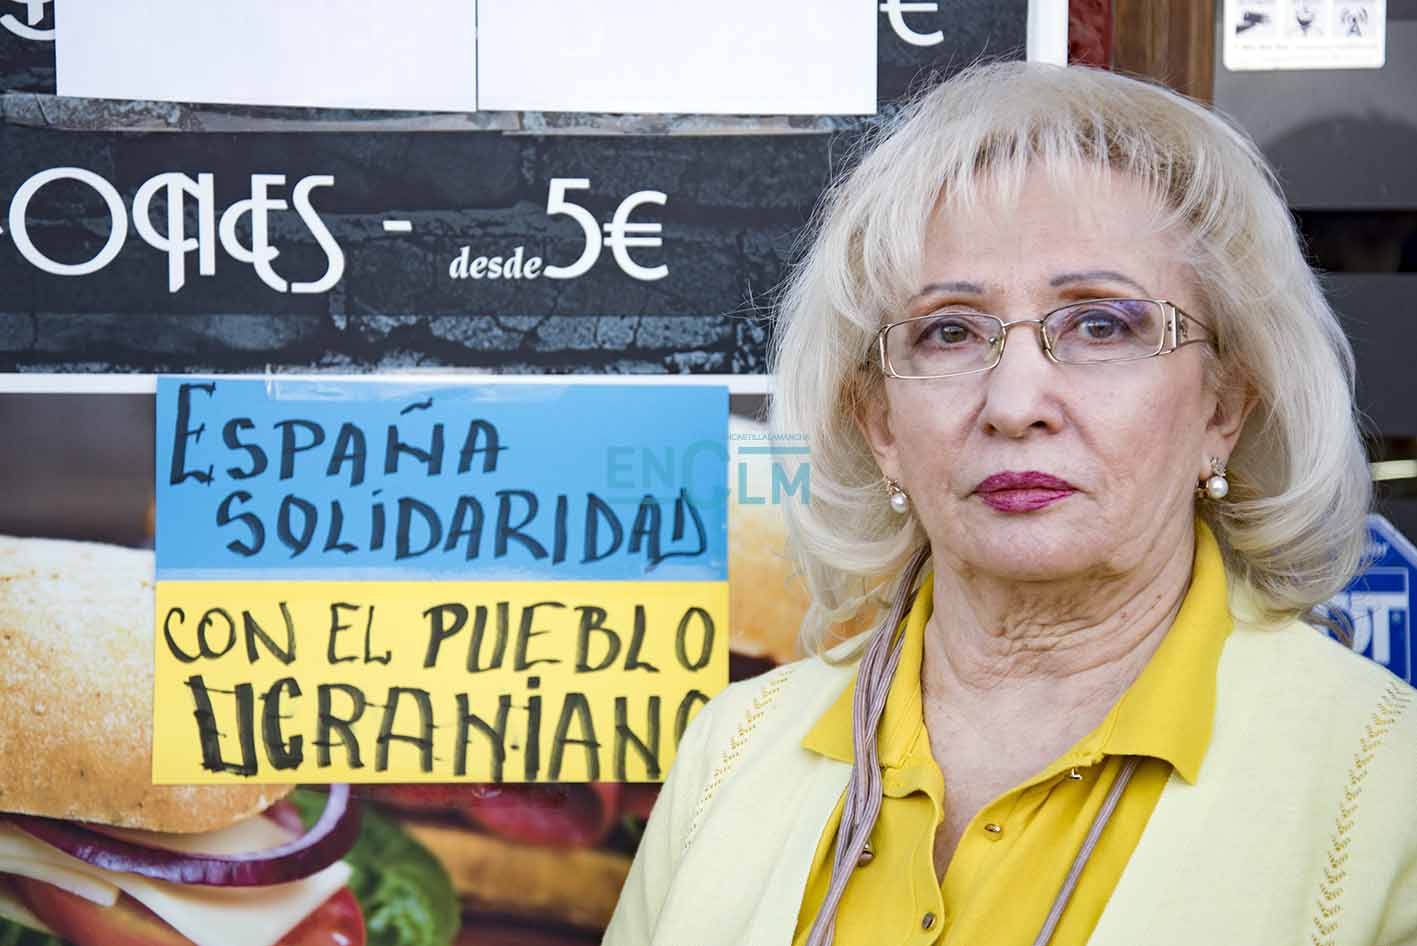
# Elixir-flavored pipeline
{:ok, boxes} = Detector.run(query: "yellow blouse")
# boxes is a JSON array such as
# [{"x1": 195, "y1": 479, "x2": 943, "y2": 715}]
[{"x1": 791, "y1": 523, "x2": 1233, "y2": 946}]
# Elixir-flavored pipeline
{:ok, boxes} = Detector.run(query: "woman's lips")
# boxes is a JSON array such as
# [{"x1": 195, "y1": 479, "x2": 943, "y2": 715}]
[{"x1": 974, "y1": 471, "x2": 1077, "y2": 513}]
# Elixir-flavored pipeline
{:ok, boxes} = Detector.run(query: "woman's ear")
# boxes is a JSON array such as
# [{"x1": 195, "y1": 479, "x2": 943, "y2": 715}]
[
  {"x1": 852, "y1": 381, "x2": 901, "y2": 482},
  {"x1": 1205, "y1": 378, "x2": 1258, "y2": 459}
]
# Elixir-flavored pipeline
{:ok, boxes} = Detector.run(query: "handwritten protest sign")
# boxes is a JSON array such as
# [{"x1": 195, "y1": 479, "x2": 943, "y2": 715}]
[{"x1": 152, "y1": 378, "x2": 729, "y2": 783}]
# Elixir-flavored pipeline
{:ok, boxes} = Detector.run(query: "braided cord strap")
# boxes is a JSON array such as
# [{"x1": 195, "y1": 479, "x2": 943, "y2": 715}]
[
  {"x1": 1029, "y1": 755, "x2": 1141, "y2": 946},
  {"x1": 804, "y1": 545, "x2": 931, "y2": 946}
]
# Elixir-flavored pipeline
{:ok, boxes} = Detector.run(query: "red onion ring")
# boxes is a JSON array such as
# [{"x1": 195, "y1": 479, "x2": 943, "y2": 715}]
[{"x1": 6, "y1": 785, "x2": 359, "y2": 887}]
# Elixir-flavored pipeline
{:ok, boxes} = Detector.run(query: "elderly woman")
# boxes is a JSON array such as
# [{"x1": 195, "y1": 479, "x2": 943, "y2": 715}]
[{"x1": 603, "y1": 62, "x2": 1416, "y2": 946}]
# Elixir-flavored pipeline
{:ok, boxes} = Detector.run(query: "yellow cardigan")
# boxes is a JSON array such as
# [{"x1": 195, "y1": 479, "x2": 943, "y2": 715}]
[{"x1": 603, "y1": 584, "x2": 1417, "y2": 946}]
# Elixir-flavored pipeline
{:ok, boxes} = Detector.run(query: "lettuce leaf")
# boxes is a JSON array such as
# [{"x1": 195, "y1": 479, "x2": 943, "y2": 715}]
[
  {"x1": 290, "y1": 789, "x2": 459, "y2": 946},
  {"x1": 0, "y1": 917, "x2": 65, "y2": 946}
]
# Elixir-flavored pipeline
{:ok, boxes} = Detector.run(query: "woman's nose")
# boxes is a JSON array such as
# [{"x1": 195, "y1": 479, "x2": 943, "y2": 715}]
[{"x1": 977, "y1": 321, "x2": 1065, "y2": 438}]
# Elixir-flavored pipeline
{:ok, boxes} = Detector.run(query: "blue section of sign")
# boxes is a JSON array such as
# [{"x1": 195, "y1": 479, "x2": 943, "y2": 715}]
[
  {"x1": 156, "y1": 378, "x2": 728, "y2": 581},
  {"x1": 1327, "y1": 515, "x2": 1417, "y2": 686}
]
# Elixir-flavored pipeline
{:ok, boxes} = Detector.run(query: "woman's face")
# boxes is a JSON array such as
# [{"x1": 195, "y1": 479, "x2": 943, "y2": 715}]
[{"x1": 860, "y1": 169, "x2": 1247, "y2": 583}]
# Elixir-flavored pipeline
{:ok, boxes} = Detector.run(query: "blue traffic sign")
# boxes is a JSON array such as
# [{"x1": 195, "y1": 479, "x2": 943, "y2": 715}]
[{"x1": 1325, "y1": 515, "x2": 1415, "y2": 686}]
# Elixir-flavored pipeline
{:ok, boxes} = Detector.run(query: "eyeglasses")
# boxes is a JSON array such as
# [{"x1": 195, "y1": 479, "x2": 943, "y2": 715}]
[{"x1": 869, "y1": 298, "x2": 1216, "y2": 380}]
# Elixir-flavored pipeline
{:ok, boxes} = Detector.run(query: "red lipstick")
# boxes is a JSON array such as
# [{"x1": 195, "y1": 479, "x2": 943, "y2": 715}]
[{"x1": 974, "y1": 471, "x2": 1076, "y2": 513}]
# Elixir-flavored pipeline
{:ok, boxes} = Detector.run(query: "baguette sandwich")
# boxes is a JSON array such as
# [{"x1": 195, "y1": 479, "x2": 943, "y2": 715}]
[{"x1": 0, "y1": 536, "x2": 458, "y2": 946}]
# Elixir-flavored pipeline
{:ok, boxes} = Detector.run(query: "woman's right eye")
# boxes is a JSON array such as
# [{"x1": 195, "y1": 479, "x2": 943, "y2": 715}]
[{"x1": 920, "y1": 317, "x2": 978, "y2": 347}]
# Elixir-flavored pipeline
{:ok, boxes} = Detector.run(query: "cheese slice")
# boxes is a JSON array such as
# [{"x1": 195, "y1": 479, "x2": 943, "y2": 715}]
[
  {"x1": 115, "y1": 858, "x2": 351, "y2": 946},
  {"x1": 0, "y1": 825, "x2": 121, "y2": 906},
  {"x1": 99, "y1": 815, "x2": 299, "y2": 856},
  {"x1": 0, "y1": 818, "x2": 352, "y2": 946}
]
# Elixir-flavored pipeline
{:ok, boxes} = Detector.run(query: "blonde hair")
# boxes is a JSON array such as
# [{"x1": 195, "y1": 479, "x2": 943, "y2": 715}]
[{"x1": 769, "y1": 61, "x2": 1372, "y2": 656}]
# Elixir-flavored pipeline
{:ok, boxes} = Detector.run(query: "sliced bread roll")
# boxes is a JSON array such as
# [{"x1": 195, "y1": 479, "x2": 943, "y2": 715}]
[{"x1": 0, "y1": 535, "x2": 289, "y2": 833}]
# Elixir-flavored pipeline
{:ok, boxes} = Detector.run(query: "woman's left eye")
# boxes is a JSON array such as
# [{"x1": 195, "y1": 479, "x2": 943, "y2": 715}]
[
  {"x1": 1078, "y1": 313, "x2": 1127, "y2": 339},
  {"x1": 1055, "y1": 304, "x2": 1138, "y2": 343}
]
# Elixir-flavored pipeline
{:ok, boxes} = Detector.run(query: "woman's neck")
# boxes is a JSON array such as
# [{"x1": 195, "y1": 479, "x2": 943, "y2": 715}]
[{"x1": 921, "y1": 523, "x2": 1197, "y2": 712}]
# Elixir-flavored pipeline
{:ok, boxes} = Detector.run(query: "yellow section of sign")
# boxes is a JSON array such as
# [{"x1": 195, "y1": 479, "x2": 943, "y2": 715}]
[{"x1": 152, "y1": 580, "x2": 728, "y2": 783}]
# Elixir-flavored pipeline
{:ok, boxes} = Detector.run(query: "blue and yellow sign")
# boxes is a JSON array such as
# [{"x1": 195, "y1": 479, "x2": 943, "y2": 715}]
[{"x1": 153, "y1": 377, "x2": 729, "y2": 783}]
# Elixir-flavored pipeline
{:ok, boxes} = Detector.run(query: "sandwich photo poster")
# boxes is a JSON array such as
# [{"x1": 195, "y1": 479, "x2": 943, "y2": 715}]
[
  {"x1": 0, "y1": 4, "x2": 1031, "y2": 944},
  {"x1": 0, "y1": 383, "x2": 822, "y2": 946}
]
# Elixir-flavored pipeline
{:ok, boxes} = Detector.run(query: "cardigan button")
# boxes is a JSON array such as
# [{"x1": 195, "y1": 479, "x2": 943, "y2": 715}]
[
  {"x1": 856, "y1": 840, "x2": 874, "y2": 866},
  {"x1": 921, "y1": 912, "x2": 937, "y2": 930}
]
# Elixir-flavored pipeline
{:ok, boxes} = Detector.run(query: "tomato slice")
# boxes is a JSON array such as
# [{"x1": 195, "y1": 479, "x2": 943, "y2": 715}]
[
  {"x1": 458, "y1": 782, "x2": 623, "y2": 848},
  {"x1": 277, "y1": 889, "x2": 362, "y2": 945},
  {"x1": 11, "y1": 876, "x2": 365, "y2": 946},
  {"x1": 280, "y1": 887, "x2": 364, "y2": 946}
]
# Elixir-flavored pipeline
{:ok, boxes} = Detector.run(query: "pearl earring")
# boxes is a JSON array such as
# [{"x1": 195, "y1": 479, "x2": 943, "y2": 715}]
[
  {"x1": 1200, "y1": 457, "x2": 1229, "y2": 500},
  {"x1": 886, "y1": 479, "x2": 910, "y2": 514}
]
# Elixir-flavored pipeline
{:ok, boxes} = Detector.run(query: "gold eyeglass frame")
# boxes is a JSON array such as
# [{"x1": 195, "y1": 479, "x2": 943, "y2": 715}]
[{"x1": 867, "y1": 298, "x2": 1217, "y2": 380}]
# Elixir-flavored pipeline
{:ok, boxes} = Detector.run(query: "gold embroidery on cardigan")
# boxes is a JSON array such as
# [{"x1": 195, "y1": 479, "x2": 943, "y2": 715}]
[
  {"x1": 681, "y1": 663, "x2": 798, "y2": 855},
  {"x1": 1309, "y1": 681, "x2": 1413, "y2": 946}
]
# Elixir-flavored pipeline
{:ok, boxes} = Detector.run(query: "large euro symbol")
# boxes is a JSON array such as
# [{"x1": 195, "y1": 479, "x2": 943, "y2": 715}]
[
  {"x1": 879, "y1": 0, "x2": 943, "y2": 47},
  {"x1": 1, "y1": 0, "x2": 53, "y2": 40},
  {"x1": 602, "y1": 190, "x2": 668, "y2": 282}
]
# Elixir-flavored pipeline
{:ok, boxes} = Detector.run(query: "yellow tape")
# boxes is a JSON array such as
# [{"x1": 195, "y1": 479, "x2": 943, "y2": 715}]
[{"x1": 152, "y1": 581, "x2": 727, "y2": 783}]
